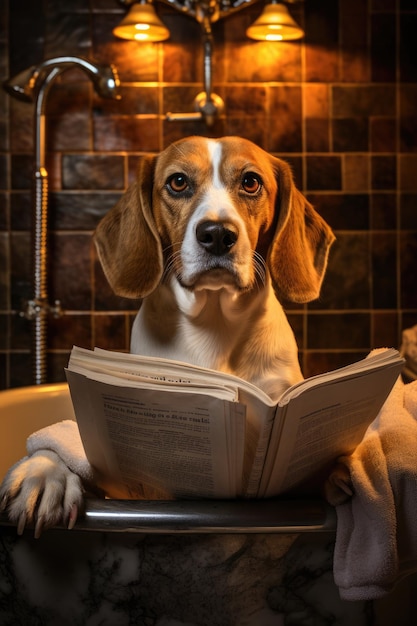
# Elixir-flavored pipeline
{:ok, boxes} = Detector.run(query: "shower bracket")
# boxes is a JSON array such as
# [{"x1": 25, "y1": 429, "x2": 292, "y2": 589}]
[{"x1": 19, "y1": 298, "x2": 63, "y2": 321}]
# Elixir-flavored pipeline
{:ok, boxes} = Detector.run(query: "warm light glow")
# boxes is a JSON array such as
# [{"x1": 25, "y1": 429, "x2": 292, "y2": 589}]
[
  {"x1": 113, "y1": 1, "x2": 170, "y2": 42},
  {"x1": 246, "y1": 2, "x2": 304, "y2": 42}
]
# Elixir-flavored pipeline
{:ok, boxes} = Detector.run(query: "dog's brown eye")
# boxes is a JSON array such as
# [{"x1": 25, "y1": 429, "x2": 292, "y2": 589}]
[
  {"x1": 167, "y1": 174, "x2": 189, "y2": 193},
  {"x1": 242, "y1": 173, "x2": 262, "y2": 194}
]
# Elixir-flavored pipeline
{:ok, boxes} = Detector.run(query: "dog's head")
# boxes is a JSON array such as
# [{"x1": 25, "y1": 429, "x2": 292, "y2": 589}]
[{"x1": 94, "y1": 136, "x2": 335, "y2": 303}]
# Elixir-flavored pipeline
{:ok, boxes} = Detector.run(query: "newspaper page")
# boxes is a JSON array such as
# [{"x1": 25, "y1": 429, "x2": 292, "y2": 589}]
[
  {"x1": 66, "y1": 369, "x2": 246, "y2": 499},
  {"x1": 258, "y1": 359, "x2": 404, "y2": 498}
]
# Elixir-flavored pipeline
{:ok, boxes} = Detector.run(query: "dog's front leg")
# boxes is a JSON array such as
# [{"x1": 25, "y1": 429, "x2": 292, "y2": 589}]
[{"x1": 0, "y1": 450, "x2": 83, "y2": 538}]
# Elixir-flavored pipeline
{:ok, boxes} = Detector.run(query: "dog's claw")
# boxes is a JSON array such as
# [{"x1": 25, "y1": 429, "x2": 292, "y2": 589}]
[
  {"x1": 17, "y1": 511, "x2": 27, "y2": 536},
  {"x1": 34, "y1": 515, "x2": 44, "y2": 539},
  {"x1": 67, "y1": 504, "x2": 78, "y2": 530}
]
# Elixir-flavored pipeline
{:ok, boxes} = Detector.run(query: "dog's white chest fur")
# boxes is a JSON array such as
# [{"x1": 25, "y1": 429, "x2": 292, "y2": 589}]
[{"x1": 130, "y1": 275, "x2": 303, "y2": 402}]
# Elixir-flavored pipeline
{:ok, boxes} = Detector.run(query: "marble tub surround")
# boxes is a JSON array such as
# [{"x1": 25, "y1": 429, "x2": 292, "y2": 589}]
[{"x1": 0, "y1": 528, "x2": 374, "y2": 626}]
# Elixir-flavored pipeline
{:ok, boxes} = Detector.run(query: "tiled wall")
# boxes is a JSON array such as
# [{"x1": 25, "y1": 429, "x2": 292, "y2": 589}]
[{"x1": 0, "y1": 0, "x2": 416, "y2": 389}]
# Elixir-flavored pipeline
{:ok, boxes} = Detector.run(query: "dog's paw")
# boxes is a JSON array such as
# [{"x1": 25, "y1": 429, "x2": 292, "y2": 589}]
[
  {"x1": 323, "y1": 462, "x2": 354, "y2": 506},
  {"x1": 0, "y1": 449, "x2": 84, "y2": 537}
]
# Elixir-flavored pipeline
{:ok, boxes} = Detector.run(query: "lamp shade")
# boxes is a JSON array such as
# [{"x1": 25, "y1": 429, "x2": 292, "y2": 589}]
[
  {"x1": 246, "y1": 3, "x2": 304, "y2": 41},
  {"x1": 113, "y1": 2, "x2": 170, "y2": 42}
]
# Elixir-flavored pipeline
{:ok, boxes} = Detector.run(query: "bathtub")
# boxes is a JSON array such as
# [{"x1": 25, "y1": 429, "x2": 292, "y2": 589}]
[{"x1": 0, "y1": 383, "x2": 408, "y2": 625}]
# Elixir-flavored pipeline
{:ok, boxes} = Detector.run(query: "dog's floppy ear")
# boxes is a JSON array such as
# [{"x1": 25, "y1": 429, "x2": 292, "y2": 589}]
[
  {"x1": 94, "y1": 155, "x2": 163, "y2": 299},
  {"x1": 267, "y1": 157, "x2": 335, "y2": 303}
]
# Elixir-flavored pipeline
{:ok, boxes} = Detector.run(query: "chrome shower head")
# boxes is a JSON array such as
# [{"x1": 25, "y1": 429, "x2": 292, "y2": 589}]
[
  {"x1": 3, "y1": 65, "x2": 38, "y2": 102},
  {"x1": 3, "y1": 56, "x2": 121, "y2": 102}
]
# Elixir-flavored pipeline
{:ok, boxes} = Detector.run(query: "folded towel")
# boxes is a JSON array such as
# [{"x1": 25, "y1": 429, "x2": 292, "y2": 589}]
[
  {"x1": 327, "y1": 377, "x2": 417, "y2": 600},
  {"x1": 27, "y1": 420, "x2": 96, "y2": 485}
]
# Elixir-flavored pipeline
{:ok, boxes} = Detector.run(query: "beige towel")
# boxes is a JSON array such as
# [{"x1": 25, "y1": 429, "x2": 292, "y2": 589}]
[{"x1": 327, "y1": 378, "x2": 417, "y2": 600}]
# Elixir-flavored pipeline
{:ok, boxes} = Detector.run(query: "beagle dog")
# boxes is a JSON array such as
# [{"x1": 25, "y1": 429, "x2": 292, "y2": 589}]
[{"x1": 0, "y1": 136, "x2": 334, "y2": 535}]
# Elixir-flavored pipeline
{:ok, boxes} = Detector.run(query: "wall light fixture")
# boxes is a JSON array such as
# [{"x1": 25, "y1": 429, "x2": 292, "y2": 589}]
[
  {"x1": 113, "y1": 0, "x2": 304, "y2": 43},
  {"x1": 113, "y1": 0, "x2": 304, "y2": 125}
]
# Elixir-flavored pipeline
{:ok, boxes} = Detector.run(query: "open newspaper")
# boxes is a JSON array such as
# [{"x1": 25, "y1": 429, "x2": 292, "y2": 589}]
[{"x1": 65, "y1": 347, "x2": 404, "y2": 500}]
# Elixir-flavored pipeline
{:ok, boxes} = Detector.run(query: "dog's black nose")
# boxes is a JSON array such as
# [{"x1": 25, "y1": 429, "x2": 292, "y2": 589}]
[{"x1": 196, "y1": 221, "x2": 238, "y2": 255}]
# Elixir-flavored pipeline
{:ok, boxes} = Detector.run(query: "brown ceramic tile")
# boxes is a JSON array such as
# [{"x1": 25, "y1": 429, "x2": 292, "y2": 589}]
[
  {"x1": 340, "y1": 0, "x2": 367, "y2": 44},
  {"x1": 400, "y1": 14, "x2": 417, "y2": 82},
  {"x1": 44, "y1": 11, "x2": 91, "y2": 58},
  {"x1": 370, "y1": 118, "x2": 397, "y2": 152},
  {"x1": 399, "y1": 155, "x2": 417, "y2": 191},
  {"x1": 94, "y1": 36, "x2": 159, "y2": 83},
  {"x1": 0, "y1": 353, "x2": 6, "y2": 390},
  {"x1": 306, "y1": 156, "x2": 342, "y2": 190},
  {"x1": 225, "y1": 42, "x2": 302, "y2": 83},
  {"x1": 371, "y1": 155, "x2": 397, "y2": 190},
  {"x1": 162, "y1": 14, "x2": 201, "y2": 84},
  {"x1": 269, "y1": 87, "x2": 302, "y2": 153},
  {"x1": 304, "y1": 0, "x2": 339, "y2": 82},
  {"x1": 0, "y1": 233, "x2": 8, "y2": 309},
  {"x1": 224, "y1": 118, "x2": 267, "y2": 148},
  {"x1": 9, "y1": 0, "x2": 43, "y2": 75},
  {"x1": 309, "y1": 233, "x2": 371, "y2": 310},
  {"x1": 10, "y1": 352, "x2": 33, "y2": 388},
  {"x1": 47, "y1": 352, "x2": 71, "y2": 384},
  {"x1": 224, "y1": 86, "x2": 268, "y2": 118},
  {"x1": 49, "y1": 191, "x2": 121, "y2": 230},
  {"x1": 401, "y1": 313, "x2": 417, "y2": 337},
  {"x1": 304, "y1": 84, "x2": 330, "y2": 119},
  {"x1": 97, "y1": 85, "x2": 159, "y2": 116},
  {"x1": 372, "y1": 232, "x2": 398, "y2": 308},
  {"x1": 333, "y1": 118, "x2": 369, "y2": 152},
  {"x1": 332, "y1": 85, "x2": 396, "y2": 117},
  {"x1": 0, "y1": 155, "x2": 8, "y2": 190},
  {"x1": 162, "y1": 119, "x2": 226, "y2": 148},
  {"x1": 307, "y1": 193, "x2": 369, "y2": 230},
  {"x1": 0, "y1": 192, "x2": 8, "y2": 230},
  {"x1": 372, "y1": 311, "x2": 400, "y2": 349},
  {"x1": 163, "y1": 86, "x2": 209, "y2": 116},
  {"x1": 48, "y1": 313, "x2": 92, "y2": 350},
  {"x1": 400, "y1": 85, "x2": 417, "y2": 152},
  {"x1": 94, "y1": 313, "x2": 129, "y2": 351},
  {"x1": 401, "y1": 194, "x2": 417, "y2": 229},
  {"x1": 305, "y1": 45, "x2": 339, "y2": 83},
  {"x1": 48, "y1": 233, "x2": 93, "y2": 311},
  {"x1": 10, "y1": 312, "x2": 32, "y2": 350},
  {"x1": 94, "y1": 116, "x2": 160, "y2": 152},
  {"x1": 371, "y1": 13, "x2": 396, "y2": 82},
  {"x1": 11, "y1": 155, "x2": 32, "y2": 190},
  {"x1": 340, "y1": 0, "x2": 369, "y2": 82},
  {"x1": 45, "y1": 80, "x2": 91, "y2": 116},
  {"x1": 400, "y1": 232, "x2": 417, "y2": 308},
  {"x1": 304, "y1": 351, "x2": 368, "y2": 378},
  {"x1": 371, "y1": 193, "x2": 397, "y2": 229},
  {"x1": 307, "y1": 312, "x2": 371, "y2": 349},
  {"x1": 47, "y1": 113, "x2": 92, "y2": 152},
  {"x1": 306, "y1": 119, "x2": 330, "y2": 152},
  {"x1": 94, "y1": 254, "x2": 140, "y2": 312},
  {"x1": 343, "y1": 155, "x2": 369, "y2": 192},
  {"x1": 62, "y1": 154, "x2": 125, "y2": 190},
  {"x1": 286, "y1": 312, "x2": 304, "y2": 350},
  {"x1": 10, "y1": 231, "x2": 31, "y2": 311},
  {"x1": 371, "y1": 0, "x2": 396, "y2": 11},
  {"x1": 0, "y1": 119, "x2": 6, "y2": 153}
]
